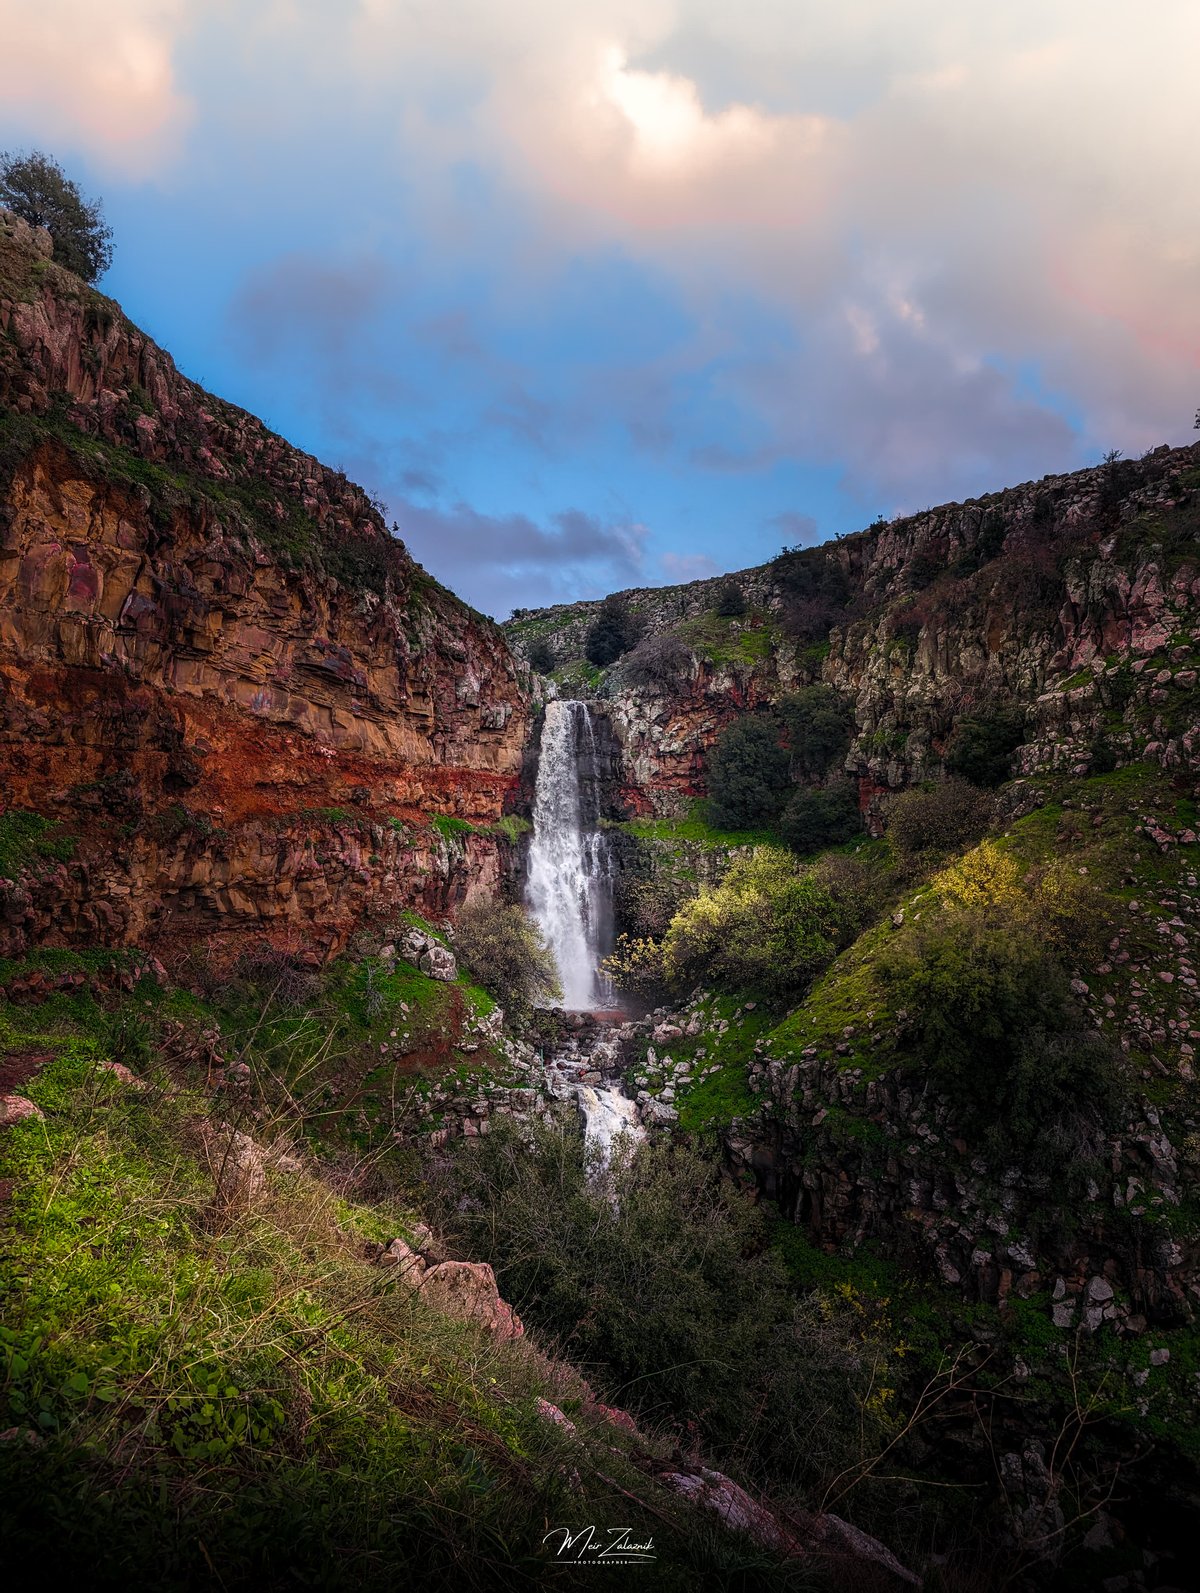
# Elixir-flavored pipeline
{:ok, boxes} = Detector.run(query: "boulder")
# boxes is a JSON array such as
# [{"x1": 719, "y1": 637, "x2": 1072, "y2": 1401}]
[
  {"x1": 419, "y1": 944, "x2": 458, "y2": 981},
  {"x1": 811, "y1": 1513, "x2": 923, "y2": 1587},
  {"x1": 419, "y1": 1260, "x2": 524, "y2": 1341},
  {"x1": 534, "y1": 1397, "x2": 577, "y2": 1432},
  {"x1": 377, "y1": 1236, "x2": 427, "y2": 1283},
  {"x1": 642, "y1": 1098, "x2": 678, "y2": 1127},
  {"x1": 96, "y1": 1061, "x2": 144, "y2": 1088},
  {"x1": 0, "y1": 1095, "x2": 43, "y2": 1127},
  {"x1": 200, "y1": 1125, "x2": 302, "y2": 1218},
  {"x1": 659, "y1": 1466, "x2": 801, "y2": 1556}
]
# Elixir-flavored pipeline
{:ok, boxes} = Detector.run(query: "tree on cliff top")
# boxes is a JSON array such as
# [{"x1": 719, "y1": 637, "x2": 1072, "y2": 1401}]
[
  {"x1": 585, "y1": 594, "x2": 642, "y2": 667},
  {"x1": 0, "y1": 150, "x2": 113, "y2": 282}
]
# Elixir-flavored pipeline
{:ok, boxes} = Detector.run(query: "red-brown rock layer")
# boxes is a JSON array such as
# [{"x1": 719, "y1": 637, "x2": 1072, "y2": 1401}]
[{"x1": 0, "y1": 209, "x2": 533, "y2": 967}]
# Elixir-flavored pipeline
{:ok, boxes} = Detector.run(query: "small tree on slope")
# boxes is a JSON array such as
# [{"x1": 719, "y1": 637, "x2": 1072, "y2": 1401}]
[{"x1": 0, "y1": 150, "x2": 114, "y2": 282}]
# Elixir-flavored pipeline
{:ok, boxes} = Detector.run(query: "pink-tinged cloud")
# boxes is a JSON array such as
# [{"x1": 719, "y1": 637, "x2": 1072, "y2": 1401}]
[
  {"x1": 0, "y1": 0, "x2": 192, "y2": 176},
  {"x1": 9, "y1": 0, "x2": 1199, "y2": 541}
]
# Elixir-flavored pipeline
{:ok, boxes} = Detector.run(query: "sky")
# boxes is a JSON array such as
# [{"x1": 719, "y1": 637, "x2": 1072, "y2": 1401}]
[{"x1": 1, "y1": 2, "x2": 1198, "y2": 617}]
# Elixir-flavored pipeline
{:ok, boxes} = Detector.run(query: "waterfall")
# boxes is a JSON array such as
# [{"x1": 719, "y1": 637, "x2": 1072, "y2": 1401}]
[{"x1": 526, "y1": 699, "x2": 613, "y2": 1010}]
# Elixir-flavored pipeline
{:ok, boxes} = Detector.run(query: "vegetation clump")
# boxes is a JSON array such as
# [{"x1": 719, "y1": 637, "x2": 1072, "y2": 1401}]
[
  {"x1": 705, "y1": 716, "x2": 791, "y2": 829},
  {"x1": 884, "y1": 776, "x2": 992, "y2": 863},
  {"x1": 704, "y1": 689, "x2": 860, "y2": 851},
  {"x1": 713, "y1": 579, "x2": 746, "y2": 617},
  {"x1": 526, "y1": 637, "x2": 554, "y2": 673},
  {"x1": 616, "y1": 631, "x2": 694, "y2": 691},
  {"x1": 425, "y1": 1124, "x2": 898, "y2": 1496},
  {"x1": 944, "y1": 708, "x2": 1027, "y2": 788},
  {"x1": 779, "y1": 778, "x2": 861, "y2": 856},
  {"x1": 776, "y1": 685, "x2": 853, "y2": 778},
  {"x1": 878, "y1": 841, "x2": 1122, "y2": 1168},
  {"x1": 662, "y1": 846, "x2": 858, "y2": 1000},
  {"x1": 584, "y1": 593, "x2": 642, "y2": 667},
  {"x1": 452, "y1": 900, "x2": 560, "y2": 1014},
  {"x1": 0, "y1": 149, "x2": 113, "y2": 280}
]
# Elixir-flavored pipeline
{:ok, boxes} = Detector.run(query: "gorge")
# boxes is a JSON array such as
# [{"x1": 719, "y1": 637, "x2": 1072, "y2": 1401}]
[{"x1": 3, "y1": 203, "x2": 1200, "y2": 1590}]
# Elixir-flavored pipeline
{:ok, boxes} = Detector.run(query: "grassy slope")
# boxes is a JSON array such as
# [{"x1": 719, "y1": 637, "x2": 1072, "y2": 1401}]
[{"x1": 0, "y1": 990, "x2": 807, "y2": 1589}]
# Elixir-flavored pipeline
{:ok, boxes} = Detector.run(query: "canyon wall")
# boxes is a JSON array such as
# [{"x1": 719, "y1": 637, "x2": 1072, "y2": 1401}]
[
  {"x1": 0, "y1": 209, "x2": 533, "y2": 973},
  {"x1": 507, "y1": 443, "x2": 1200, "y2": 818}
]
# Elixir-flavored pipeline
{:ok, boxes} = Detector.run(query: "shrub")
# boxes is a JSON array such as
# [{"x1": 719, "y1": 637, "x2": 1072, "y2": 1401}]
[
  {"x1": 776, "y1": 685, "x2": 853, "y2": 777},
  {"x1": 526, "y1": 638, "x2": 554, "y2": 674},
  {"x1": 885, "y1": 777, "x2": 991, "y2": 862},
  {"x1": 231, "y1": 942, "x2": 321, "y2": 1008},
  {"x1": 809, "y1": 851, "x2": 885, "y2": 936},
  {"x1": 906, "y1": 548, "x2": 943, "y2": 590},
  {"x1": 600, "y1": 932, "x2": 668, "y2": 997},
  {"x1": 779, "y1": 779, "x2": 861, "y2": 855},
  {"x1": 452, "y1": 900, "x2": 560, "y2": 1013},
  {"x1": 618, "y1": 632, "x2": 693, "y2": 691},
  {"x1": 704, "y1": 715, "x2": 790, "y2": 829},
  {"x1": 943, "y1": 708, "x2": 1026, "y2": 787},
  {"x1": 769, "y1": 547, "x2": 852, "y2": 640},
  {"x1": 713, "y1": 579, "x2": 746, "y2": 617},
  {"x1": 0, "y1": 149, "x2": 113, "y2": 281},
  {"x1": 663, "y1": 847, "x2": 853, "y2": 998},
  {"x1": 878, "y1": 843, "x2": 1121, "y2": 1169},
  {"x1": 426, "y1": 1123, "x2": 895, "y2": 1492},
  {"x1": 584, "y1": 594, "x2": 641, "y2": 667},
  {"x1": 771, "y1": 546, "x2": 849, "y2": 605}
]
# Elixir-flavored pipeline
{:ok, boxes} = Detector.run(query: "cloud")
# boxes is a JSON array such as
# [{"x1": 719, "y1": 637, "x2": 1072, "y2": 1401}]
[
  {"x1": 229, "y1": 253, "x2": 394, "y2": 362},
  {"x1": 660, "y1": 550, "x2": 718, "y2": 581},
  {"x1": 391, "y1": 498, "x2": 648, "y2": 616},
  {"x1": 12, "y1": 0, "x2": 1199, "y2": 603},
  {"x1": 768, "y1": 511, "x2": 819, "y2": 549},
  {"x1": 335, "y1": 0, "x2": 1200, "y2": 493},
  {"x1": 0, "y1": 0, "x2": 191, "y2": 176}
]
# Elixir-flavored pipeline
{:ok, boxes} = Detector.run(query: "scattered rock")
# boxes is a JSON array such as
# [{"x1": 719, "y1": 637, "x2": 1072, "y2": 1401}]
[
  {"x1": 377, "y1": 1236, "x2": 427, "y2": 1283},
  {"x1": 419, "y1": 1260, "x2": 524, "y2": 1341},
  {"x1": 0, "y1": 1095, "x2": 43, "y2": 1127},
  {"x1": 420, "y1": 944, "x2": 458, "y2": 981}
]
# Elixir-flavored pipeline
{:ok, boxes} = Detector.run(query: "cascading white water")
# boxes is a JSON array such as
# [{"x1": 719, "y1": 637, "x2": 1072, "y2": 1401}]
[
  {"x1": 575, "y1": 1083, "x2": 644, "y2": 1166},
  {"x1": 526, "y1": 699, "x2": 612, "y2": 1010}
]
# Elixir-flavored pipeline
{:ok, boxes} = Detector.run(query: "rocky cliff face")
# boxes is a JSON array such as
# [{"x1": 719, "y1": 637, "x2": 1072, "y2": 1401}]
[
  {"x1": 507, "y1": 443, "x2": 1200, "y2": 819},
  {"x1": 0, "y1": 210, "x2": 532, "y2": 972}
]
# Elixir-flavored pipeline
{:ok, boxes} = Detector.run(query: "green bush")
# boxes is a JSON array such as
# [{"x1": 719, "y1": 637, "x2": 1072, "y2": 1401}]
[
  {"x1": 1, "y1": 148, "x2": 113, "y2": 281},
  {"x1": 878, "y1": 848, "x2": 1122, "y2": 1169},
  {"x1": 599, "y1": 932, "x2": 669, "y2": 998},
  {"x1": 705, "y1": 716, "x2": 790, "y2": 829},
  {"x1": 584, "y1": 594, "x2": 641, "y2": 667},
  {"x1": 427, "y1": 1123, "x2": 895, "y2": 1493},
  {"x1": 884, "y1": 777, "x2": 991, "y2": 862},
  {"x1": 778, "y1": 779, "x2": 860, "y2": 855},
  {"x1": 776, "y1": 685, "x2": 853, "y2": 777},
  {"x1": 452, "y1": 899, "x2": 560, "y2": 1013},
  {"x1": 943, "y1": 708, "x2": 1026, "y2": 788},
  {"x1": 663, "y1": 847, "x2": 854, "y2": 999},
  {"x1": 526, "y1": 637, "x2": 554, "y2": 673},
  {"x1": 713, "y1": 579, "x2": 746, "y2": 617}
]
